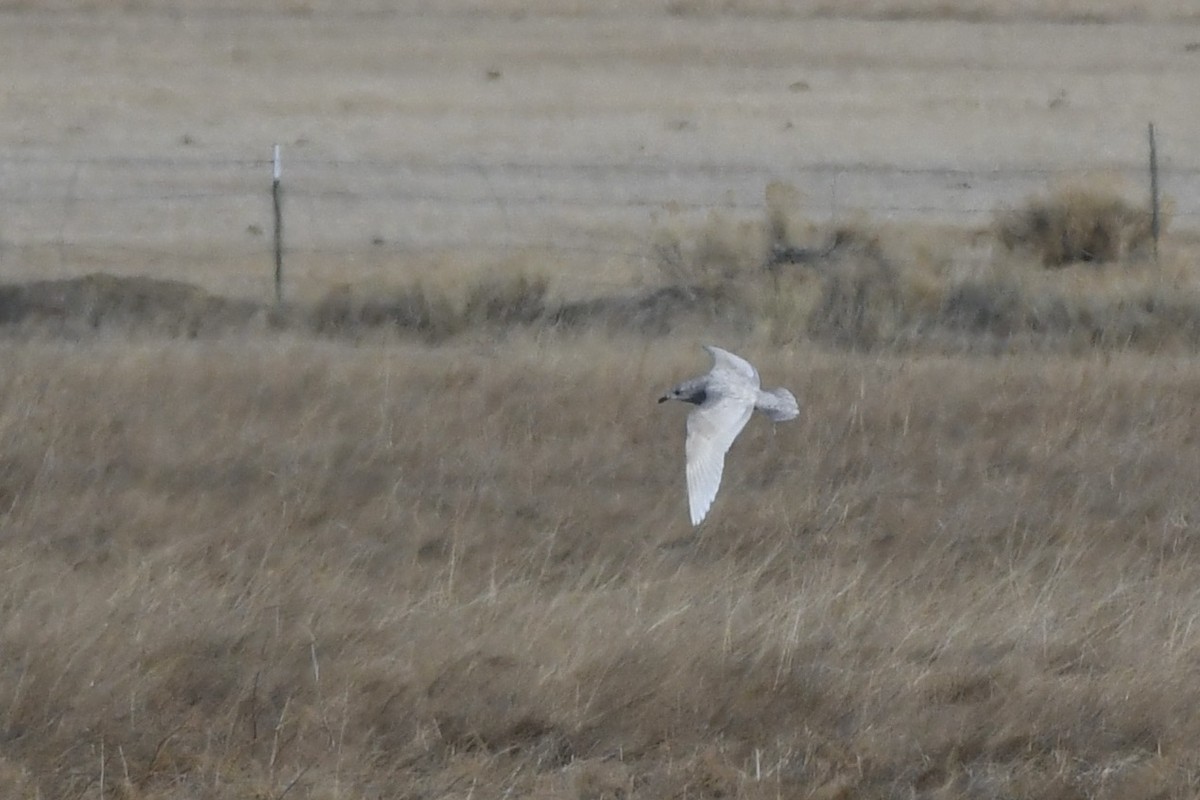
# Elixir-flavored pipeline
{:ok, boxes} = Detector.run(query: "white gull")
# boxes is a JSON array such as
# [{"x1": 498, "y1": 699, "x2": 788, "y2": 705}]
[{"x1": 658, "y1": 345, "x2": 800, "y2": 526}]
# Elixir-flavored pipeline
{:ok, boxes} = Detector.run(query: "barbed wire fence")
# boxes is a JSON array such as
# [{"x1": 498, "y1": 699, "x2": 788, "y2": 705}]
[{"x1": 2, "y1": 146, "x2": 1197, "y2": 303}]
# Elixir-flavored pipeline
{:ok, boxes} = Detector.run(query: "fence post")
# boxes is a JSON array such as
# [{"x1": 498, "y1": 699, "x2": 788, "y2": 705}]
[
  {"x1": 272, "y1": 144, "x2": 284, "y2": 304},
  {"x1": 830, "y1": 170, "x2": 839, "y2": 225},
  {"x1": 1148, "y1": 122, "x2": 1159, "y2": 262}
]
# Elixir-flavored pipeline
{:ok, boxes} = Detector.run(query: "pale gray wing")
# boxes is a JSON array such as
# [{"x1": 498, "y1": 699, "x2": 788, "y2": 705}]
[
  {"x1": 704, "y1": 345, "x2": 760, "y2": 389},
  {"x1": 685, "y1": 396, "x2": 754, "y2": 526}
]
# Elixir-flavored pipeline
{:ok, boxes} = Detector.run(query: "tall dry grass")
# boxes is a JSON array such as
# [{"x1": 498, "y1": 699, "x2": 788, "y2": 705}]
[{"x1": 2, "y1": 335, "x2": 1200, "y2": 798}]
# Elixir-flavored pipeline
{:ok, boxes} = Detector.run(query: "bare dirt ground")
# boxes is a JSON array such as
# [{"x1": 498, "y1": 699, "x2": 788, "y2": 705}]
[{"x1": 4, "y1": 2, "x2": 1200, "y2": 799}]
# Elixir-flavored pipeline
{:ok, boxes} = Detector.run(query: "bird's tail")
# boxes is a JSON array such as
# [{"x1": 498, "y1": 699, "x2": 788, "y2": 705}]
[{"x1": 757, "y1": 387, "x2": 800, "y2": 421}]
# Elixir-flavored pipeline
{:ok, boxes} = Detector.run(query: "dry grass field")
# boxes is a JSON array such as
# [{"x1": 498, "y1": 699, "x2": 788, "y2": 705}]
[
  {"x1": 5, "y1": 340, "x2": 1200, "y2": 799},
  {"x1": 4, "y1": 1, "x2": 1200, "y2": 798}
]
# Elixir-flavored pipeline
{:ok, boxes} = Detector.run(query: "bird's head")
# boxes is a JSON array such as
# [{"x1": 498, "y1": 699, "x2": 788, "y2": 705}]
[{"x1": 658, "y1": 381, "x2": 707, "y2": 406}]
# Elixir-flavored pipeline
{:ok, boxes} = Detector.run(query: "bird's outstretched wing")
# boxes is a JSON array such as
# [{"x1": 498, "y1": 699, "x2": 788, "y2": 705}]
[
  {"x1": 685, "y1": 396, "x2": 754, "y2": 526},
  {"x1": 704, "y1": 345, "x2": 759, "y2": 388}
]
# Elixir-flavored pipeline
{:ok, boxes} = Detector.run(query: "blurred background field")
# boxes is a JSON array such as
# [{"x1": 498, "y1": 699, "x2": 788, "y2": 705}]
[{"x1": 3, "y1": 0, "x2": 1200, "y2": 303}]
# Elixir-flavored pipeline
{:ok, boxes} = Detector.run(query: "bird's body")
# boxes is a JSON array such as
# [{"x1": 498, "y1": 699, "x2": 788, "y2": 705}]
[{"x1": 658, "y1": 346, "x2": 800, "y2": 526}]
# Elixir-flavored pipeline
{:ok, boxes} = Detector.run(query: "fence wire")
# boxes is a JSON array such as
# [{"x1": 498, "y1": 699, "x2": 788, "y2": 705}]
[{"x1": 1, "y1": 154, "x2": 1196, "y2": 295}]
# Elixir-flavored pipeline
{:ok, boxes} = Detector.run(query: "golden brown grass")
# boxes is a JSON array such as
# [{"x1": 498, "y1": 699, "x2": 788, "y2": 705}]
[{"x1": 3, "y1": 334, "x2": 1200, "y2": 798}]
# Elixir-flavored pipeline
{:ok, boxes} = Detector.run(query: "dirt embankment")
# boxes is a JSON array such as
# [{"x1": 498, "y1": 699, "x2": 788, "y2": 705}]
[
  {"x1": 0, "y1": 274, "x2": 262, "y2": 338},
  {"x1": 0, "y1": 273, "x2": 723, "y2": 341}
]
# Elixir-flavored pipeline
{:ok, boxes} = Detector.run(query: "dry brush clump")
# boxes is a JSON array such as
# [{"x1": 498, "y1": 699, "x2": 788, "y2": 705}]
[
  {"x1": 651, "y1": 206, "x2": 770, "y2": 292},
  {"x1": 646, "y1": 179, "x2": 1200, "y2": 352},
  {"x1": 650, "y1": 184, "x2": 915, "y2": 347},
  {"x1": 995, "y1": 181, "x2": 1161, "y2": 267},
  {"x1": 3, "y1": 337, "x2": 1200, "y2": 798}
]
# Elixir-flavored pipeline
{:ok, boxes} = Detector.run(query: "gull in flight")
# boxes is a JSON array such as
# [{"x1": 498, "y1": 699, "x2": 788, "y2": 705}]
[{"x1": 658, "y1": 345, "x2": 800, "y2": 526}]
